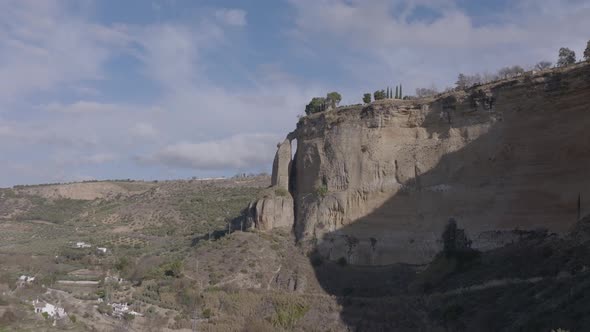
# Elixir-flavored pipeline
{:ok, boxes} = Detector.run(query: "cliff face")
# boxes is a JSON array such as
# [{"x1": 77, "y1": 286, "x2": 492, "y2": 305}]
[{"x1": 252, "y1": 63, "x2": 590, "y2": 265}]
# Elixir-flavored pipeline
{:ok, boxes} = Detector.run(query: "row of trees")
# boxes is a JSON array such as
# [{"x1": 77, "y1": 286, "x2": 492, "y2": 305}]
[
  {"x1": 304, "y1": 41, "x2": 590, "y2": 115},
  {"x1": 454, "y1": 42, "x2": 590, "y2": 90},
  {"x1": 362, "y1": 85, "x2": 403, "y2": 103}
]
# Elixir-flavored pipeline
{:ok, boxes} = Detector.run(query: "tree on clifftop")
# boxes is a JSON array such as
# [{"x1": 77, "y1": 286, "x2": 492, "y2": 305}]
[
  {"x1": 326, "y1": 92, "x2": 342, "y2": 108},
  {"x1": 534, "y1": 61, "x2": 553, "y2": 71},
  {"x1": 584, "y1": 40, "x2": 590, "y2": 61},
  {"x1": 373, "y1": 90, "x2": 386, "y2": 101},
  {"x1": 456, "y1": 74, "x2": 468, "y2": 90},
  {"x1": 363, "y1": 93, "x2": 372, "y2": 104},
  {"x1": 557, "y1": 47, "x2": 576, "y2": 67},
  {"x1": 305, "y1": 97, "x2": 327, "y2": 115}
]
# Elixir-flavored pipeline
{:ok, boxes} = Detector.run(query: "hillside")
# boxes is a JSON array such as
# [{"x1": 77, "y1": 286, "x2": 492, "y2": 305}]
[{"x1": 2, "y1": 64, "x2": 590, "y2": 332}]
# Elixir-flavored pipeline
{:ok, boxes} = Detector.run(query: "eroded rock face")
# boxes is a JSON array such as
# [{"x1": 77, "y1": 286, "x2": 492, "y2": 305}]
[
  {"x1": 247, "y1": 64, "x2": 590, "y2": 264},
  {"x1": 247, "y1": 192, "x2": 294, "y2": 231},
  {"x1": 271, "y1": 139, "x2": 292, "y2": 191},
  {"x1": 291, "y1": 63, "x2": 590, "y2": 265},
  {"x1": 247, "y1": 138, "x2": 295, "y2": 231}
]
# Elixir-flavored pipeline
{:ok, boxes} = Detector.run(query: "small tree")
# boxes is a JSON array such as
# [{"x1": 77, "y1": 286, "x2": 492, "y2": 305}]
[
  {"x1": 456, "y1": 74, "x2": 468, "y2": 90},
  {"x1": 534, "y1": 61, "x2": 553, "y2": 71},
  {"x1": 362, "y1": 93, "x2": 372, "y2": 104},
  {"x1": 584, "y1": 40, "x2": 590, "y2": 61},
  {"x1": 557, "y1": 47, "x2": 576, "y2": 67},
  {"x1": 373, "y1": 90, "x2": 386, "y2": 100},
  {"x1": 326, "y1": 92, "x2": 342, "y2": 109}
]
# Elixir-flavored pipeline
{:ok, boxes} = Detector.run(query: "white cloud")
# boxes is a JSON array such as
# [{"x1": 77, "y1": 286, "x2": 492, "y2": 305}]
[
  {"x1": 215, "y1": 8, "x2": 247, "y2": 27},
  {"x1": 80, "y1": 153, "x2": 117, "y2": 165},
  {"x1": 139, "y1": 133, "x2": 280, "y2": 170},
  {"x1": 0, "y1": 0, "x2": 130, "y2": 106},
  {"x1": 288, "y1": 0, "x2": 590, "y2": 91},
  {"x1": 38, "y1": 101, "x2": 126, "y2": 113},
  {"x1": 131, "y1": 122, "x2": 158, "y2": 139}
]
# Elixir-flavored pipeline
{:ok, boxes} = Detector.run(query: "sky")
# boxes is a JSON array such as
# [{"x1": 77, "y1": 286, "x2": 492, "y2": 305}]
[{"x1": 0, "y1": 0, "x2": 589, "y2": 187}]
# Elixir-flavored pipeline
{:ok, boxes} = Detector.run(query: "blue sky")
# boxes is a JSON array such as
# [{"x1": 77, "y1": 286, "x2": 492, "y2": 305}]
[{"x1": 0, "y1": 0, "x2": 589, "y2": 187}]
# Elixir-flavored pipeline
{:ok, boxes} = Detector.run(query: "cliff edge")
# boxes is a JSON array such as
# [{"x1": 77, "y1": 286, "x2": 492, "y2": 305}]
[{"x1": 249, "y1": 62, "x2": 590, "y2": 265}]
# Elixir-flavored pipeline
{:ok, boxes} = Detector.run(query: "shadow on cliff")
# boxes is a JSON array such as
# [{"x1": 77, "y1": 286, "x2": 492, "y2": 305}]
[{"x1": 305, "y1": 65, "x2": 590, "y2": 331}]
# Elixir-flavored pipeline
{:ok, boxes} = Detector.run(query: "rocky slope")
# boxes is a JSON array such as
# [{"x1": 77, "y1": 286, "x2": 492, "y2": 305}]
[{"x1": 252, "y1": 62, "x2": 590, "y2": 265}]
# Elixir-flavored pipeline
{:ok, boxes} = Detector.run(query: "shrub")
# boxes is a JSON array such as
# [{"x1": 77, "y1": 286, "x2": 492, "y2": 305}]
[
  {"x1": 97, "y1": 303, "x2": 113, "y2": 315},
  {"x1": 201, "y1": 308, "x2": 212, "y2": 319},
  {"x1": 42, "y1": 312, "x2": 49, "y2": 320},
  {"x1": 315, "y1": 185, "x2": 328, "y2": 197},
  {"x1": 69, "y1": 315, "x2": 77, "y2": 323},
  {"x1": 362, "y1": 93, "x2": 371, "y2": 104},
  {"x1": 271, "y1": 301, "x2": 308, "y2": 330},
  {"x1": 274, "y1": 188, "x2": 288, "y2": 197}
]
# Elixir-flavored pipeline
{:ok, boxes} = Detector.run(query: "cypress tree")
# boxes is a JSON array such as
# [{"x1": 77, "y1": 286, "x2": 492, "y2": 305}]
[
  {"x1": 399, "y1": 84, "x2": 403, "y2": 99},
  {"x1": 387, "y1": 87, "x2": 390, "y2": 99},
  {"x1": 395, "y1": 86, "x2": 399, "y2": 99}
]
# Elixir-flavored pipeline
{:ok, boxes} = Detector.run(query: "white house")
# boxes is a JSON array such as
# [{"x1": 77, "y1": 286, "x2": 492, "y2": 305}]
[
  {"x1": 96, "y1": 247, "x2": 108, "y2": 254},
  {"x1": 18, "y1": 275, "x2": 35, "y2": 284},
  {"x1": 32, "y1": 299, "x2": 67, "y2": 319},
  {"x1": 110, "y1": 302, "x2": 142, "y2": 318},
  {"x1": 74, "y1": 241, "x2": 92, "y2": 248}
]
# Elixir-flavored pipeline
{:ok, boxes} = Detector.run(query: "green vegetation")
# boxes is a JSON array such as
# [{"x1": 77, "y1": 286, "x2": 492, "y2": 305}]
[
  {"x1": 373, "y1": 89, "x2": 386, "y2": 100},
  {"x1": 584, "y1": 40, "x2": 590, "y2": 61},
  {"x1": 315, "y1": 185, "x2": 328, "y2": 197},
  {"x1": 305, "y1": 91, "x2": 343, "y2": 115},
  {"x1": 16, "y1": 196, "x2": 89, "y2": 224},
  {"x1": 557, "y1": 47, "x2": 576, "y2": 67},
  {"x1": 362, "y1": 93, "x2": 371, "y2": 104},
  {"x1": 326, "y1": 91, "x2": 342, "y2": 109},
  {"x1": 271, "y1": 300, "x2": 309, "y2": 330},
  {"x1": 275, "y1": 188, "x2": 289, "y2": 197},
  {"x1": 305, "y1": 97, "x2": 327, "y2": 115}
]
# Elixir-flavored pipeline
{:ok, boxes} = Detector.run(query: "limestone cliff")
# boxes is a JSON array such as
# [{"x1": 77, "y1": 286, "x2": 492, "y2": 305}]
[{"x1": 250, "y1": 62, "x2": 590, "y2": 265}]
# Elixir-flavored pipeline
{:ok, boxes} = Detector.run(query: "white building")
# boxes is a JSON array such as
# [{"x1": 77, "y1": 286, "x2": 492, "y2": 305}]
[
  {"x1": 110, "y1": 302, "x2": 142, "y2": 318},
  {"x1": 32, "y1": 299, "x2": 67, "y2": 319},
  {"x1": 96, "y1": 247, "x2": 108, "y2": 254},
  {"x1": 74, "y1": 242, "x2": 92, "y2": 248},
  {"x1": 18, "y1": 275, "x2": 35, "y2": 284}
]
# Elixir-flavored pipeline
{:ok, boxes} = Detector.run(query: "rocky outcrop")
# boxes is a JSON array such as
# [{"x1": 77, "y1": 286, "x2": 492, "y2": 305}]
[
  {"x1": 271, "y1": 139, "x2": 292, "y2": 191},
  {"x1": 250, "y1": 63, "x2": 590, "y2": 265},
  {"x1": 246, "y1": 139, "x2": 295, "y2": 231},
  {"x1": 246, "y1": 190, "x2": 294, "y2": 231}
]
